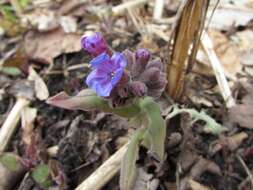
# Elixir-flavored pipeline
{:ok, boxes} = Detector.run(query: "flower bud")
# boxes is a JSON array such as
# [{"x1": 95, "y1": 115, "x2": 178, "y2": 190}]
[
  {"x1": 140, "y1": 67, "x2": 160, "y2": 82},
  {"x1": 135, "y1": 48, "x2": 150, "y2": 65},
  {"x1": 81, "y1": 32, "x2": 108, "y2": 56},
  {"x1": 146, "y1": 59, "x2": 163, "y2": 70},
  {"x1": 118, "y1": 70, "x2": 130, "y2": 85},
  {"x1": 130, "y1": 81, "x2": 147, "y2": 97}
]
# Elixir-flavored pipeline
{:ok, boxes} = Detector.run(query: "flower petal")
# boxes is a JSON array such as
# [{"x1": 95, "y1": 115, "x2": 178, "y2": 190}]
[
  {"x1": 90, "y1": 53, "x2": 110, "y2": 69},
  {"x1": 95, "y1": 80, "x2": 113, "y2": 97},
  {"x1": 81, "y1": 32, "x2": 107, "y2": 56},
  {"x1": 86, "y1": 70, "x2": 106, "y2": 86},
  {"x1": 111, "y1": 52, "x2": 127, "y2": 68},
  {"x1": 86, "y1": 70, "x2": 113, "y2": 97},
  {"x1": 111, "y1": 68, "x2": 123, "y2": 86}
]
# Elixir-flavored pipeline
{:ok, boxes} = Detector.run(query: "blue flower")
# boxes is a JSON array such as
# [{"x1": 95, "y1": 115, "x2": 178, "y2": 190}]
[
  {"x1": 81, "y1": 32, "x2": 108, "y2": 56},
  {"x1": 86, "y1": 52, "x2": 127, "y2": 97}
]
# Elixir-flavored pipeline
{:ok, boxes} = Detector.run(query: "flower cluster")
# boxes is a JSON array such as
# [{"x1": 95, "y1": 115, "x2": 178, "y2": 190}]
[{"x1": 81, "y1": 32, "x2": 167, "y2": 106}]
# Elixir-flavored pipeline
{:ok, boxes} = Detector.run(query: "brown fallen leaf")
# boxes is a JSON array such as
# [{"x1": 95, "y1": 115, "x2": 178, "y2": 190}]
[
  {"x1": 190, "y1": 157, "x2": 221, "y2": 179},
  {"x1": 209, "y1": 132, "x2": 248, "y2": 155},
  {"x1": 209, "y1": 8, "x2": 253, "y2": 30},
  {"x1": 208, "y1": 30, "x2": 242, "y2": 79},
  {"x1": 229, "y1": 84, "x2": 253, "y2": 129},
  {"x1": 58, "y1": 0, "x2": 86, "y2": 15},
  {"x1": 229, "y1": 105, "x2": 253, "y2": 128},
  {"x1": 28, "y1": 67, "x2": 49, "y2": 100},
  {"x1": 21, "y1": 9, "x2": 59, "y2": 32},
  {"x1": 132, "y1": 168, "x2": 159, "y2": 190},
  {"x1": 236, "y1": 30, "x2": 253, "y2": 52},
  {"x1": 24, "y1": 28, "x2": 82, "y2": 64},
  {"x1": 188, "y1": 179, "x2": 210, "y2": 190}
]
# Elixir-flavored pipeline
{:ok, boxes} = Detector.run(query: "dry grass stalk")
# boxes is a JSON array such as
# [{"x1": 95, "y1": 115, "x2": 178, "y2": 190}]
[
  {"x1": 201, "y1": 32, "x2": 235, "y2": 108},
  {"x1": 236, "y1": 154, "x2": 253, "y2": 188},
  {"x1": 75, "y1": 143, "x2": 128, "y2": 190},
  {"x1": 0, "y1": 98, "x2": 29, "y2": 153},
  {"x1": 166, "y1": 0, "x2": 210, "y2": 100},
  {"x1": 153, "y1": 0, "x2": 164, "y2": 20},
  {"x1": 112, "y1": 0, "x2": 147, "y2": 16}
]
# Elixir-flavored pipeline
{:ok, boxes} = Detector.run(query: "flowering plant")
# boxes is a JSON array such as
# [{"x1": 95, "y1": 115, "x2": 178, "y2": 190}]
[{"x1": 47, "y1": 32, "x2": 167, "y2": 190}]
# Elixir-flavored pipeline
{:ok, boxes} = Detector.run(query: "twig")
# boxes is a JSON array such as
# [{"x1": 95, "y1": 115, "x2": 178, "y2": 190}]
[
  {"x1": 112, "y1": 0, "x2": 147, "y2": 16},
  {"x1": 75, "y1": 143, "x2": 128, "y2": 190},
  {"x1": 0, "y1": 98, "x2": 29, "y2": 153},
  {"x1": 67, "y1": 63, "x2": 89, "y2": 71},
  {"x1": 201, "y1": 32, "x2": 236, "y2": 108},
  {"x1": 153, "y1": 0, "x2": 164, "y2": 20},
  {"x1": 236, "y1": 154, "x2": 253, "y2": 188}
]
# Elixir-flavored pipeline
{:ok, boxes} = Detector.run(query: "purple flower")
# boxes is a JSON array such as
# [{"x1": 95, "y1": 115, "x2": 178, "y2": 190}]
[
  {"x1": 86, "y1": 52, "x2": 127, "y2": 97},
  {"x1": 81, "y1": 32, "x2": 108, "y2": 56}
]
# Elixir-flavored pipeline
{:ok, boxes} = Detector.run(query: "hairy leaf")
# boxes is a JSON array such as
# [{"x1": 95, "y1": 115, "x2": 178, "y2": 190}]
[
  {"x1": 47, "y1": 89, "x2": 141, "y2": 118},
  {"x1": 138, "y1": 97, "x2": 166, "y2": 160},
  {"x1": 167, "y1": 105, "x2": 227, "y2": 134},
  {"x1": 120, "y1": 128, "x2": 146, "y2": 190}
]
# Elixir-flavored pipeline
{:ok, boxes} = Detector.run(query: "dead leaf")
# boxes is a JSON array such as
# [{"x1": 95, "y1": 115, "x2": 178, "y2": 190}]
[
  {"x1": 59, "y1": 16, "x2": 77, "y2": 33},
  {"x1": 137, "y1": 36, "x2": 159, "y2": 54},
  {"x1": 7, "y1": 80, "x2": 34, "y2": 100},
  {"x1": 190, "y1": 157, "x2": 221, "y2": 178},
  {"x1": 236, "y1": 30, "x2": 253, "y2": 51},
  {"x1": 241, "y1": 49, "x2": 253, "y2": 67},
  {"x1": 188, "y1": 179, "x2": 210, "y2": 190},
  {"x1": 208, "y1": 30, "x2": 242, "y2": 79},
  {"x1": 208, "y1": 0, "x2": 253, "y2": 30},
  {"x1": 0, "y1": 19, "x2": 24, "y2": 37},
  {"x1": 209, "y1": 132, "x2": 248, "y2": 155},
  {"x1": 22, "y1": 8, "x2": 77, "y2": 33},
  {"x1": 24, "y1": 28, "x2": 82, "y2": 64},
  {"x1": 132, "y1": 168, "x2": 159, "y2": 190},
  {"x1": 229, "y1": 105, "x2": 253, "y2": 128},
  {"x1": 58, "y1": 0, "x2": 85, "y2": 15},
  {"x1": 21, "y1": 9, "x2": 59, "y2": 31},
  {"x1": 229, "y1": 85, "x2": 253, "y2": 128},
  {"x1": 28, "y1": 67, "x2": 49, "y2": 100}
]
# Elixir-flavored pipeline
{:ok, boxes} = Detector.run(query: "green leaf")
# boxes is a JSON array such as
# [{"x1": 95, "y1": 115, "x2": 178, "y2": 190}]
[
  {"x1": 32, "y1": 164, "x2": 51, "y2": 187},
  {"x1": 120, "y1": 128, "x2": 146, "y2": 190},
  {"x1": 167, "y1": 105, "x2": 227, "y2": 135},
  {"x1": 0, "y1": 153, "x2": 20, "y2": 171},
  {"x1": 0, "y1": 5, "x2": 17, "y2": 22},
  {"x1": 138, "y1": 97, "x2": 166, "y2": 160},
  {"x1": 47, "y1": 89, "x2": 141, "y2": 118},
  {"x1": 1, "y1": 66, "x2": 21, "y2": 76},
  {"x1": 19, "y1": 0, "x2": 30, "y2": 8}
]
